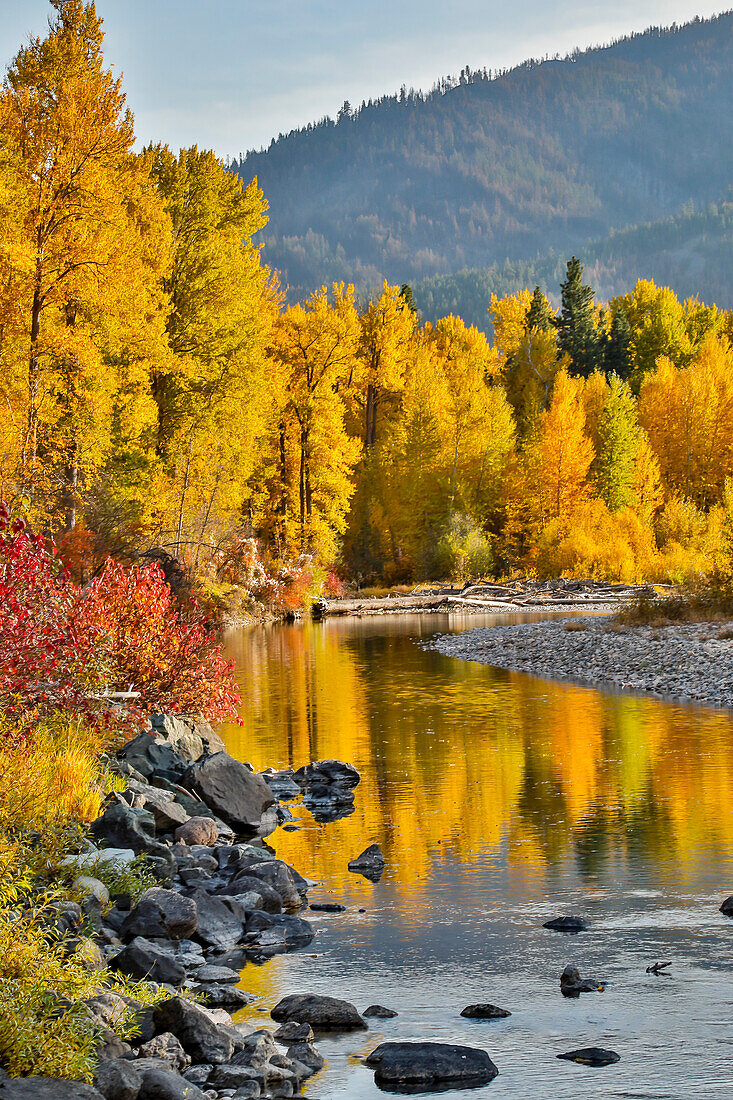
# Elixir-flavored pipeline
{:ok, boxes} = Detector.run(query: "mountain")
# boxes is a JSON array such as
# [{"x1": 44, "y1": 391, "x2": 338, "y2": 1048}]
[
  {"x1": 412, "y1": 197, "x2": 733, "y2": 330},
  {"x1": 233, "y1": 12, "x2": 733, "y2": 305}
]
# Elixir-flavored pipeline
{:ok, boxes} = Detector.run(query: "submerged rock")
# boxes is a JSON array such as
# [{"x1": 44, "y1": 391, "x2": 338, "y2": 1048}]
[
  {"x1": 460, "y1": 1004, "x2": 511, "y2": 1019},
  {"x1": 720, "y1": 895, "x2": 733, "y2": 915},
  {"x1": 271, "y1": 993, "x2": 367, "y2": 1031},
  {"x1": 557, "y1": 1047, "x2": 620, "y2": 1066},
  {"x1": 364, "y1": 1004, "x2": 398, "y2": 1018},
  {"x1": 309, "y1": 901, "x2": 346, "y2": 912},
  {"x1": 366, "y1": 1041, "x2": 499, "y2": 1091},
  {"x1": 544, "y1": 916, "x2": 588, "y2": 933}
]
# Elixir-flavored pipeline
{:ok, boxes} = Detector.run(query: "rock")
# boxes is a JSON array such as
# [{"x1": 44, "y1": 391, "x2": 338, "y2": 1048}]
[
  {"x1": 460, "y1": 1004, "x2": 511, "y2": 1019},
  {"x1": 286, "y1": 1042, "x2": 324, "y2": 1073},
  {"x1": 192, "y1": 985, "x2": 254, "y2": 1010},
  {"x1": 181, "y1": 1065, "x2": 212, "y2": 1087},
  {"x1": 110, "y1": 937, "x2": 185, "y2": 986},
  {"x1": 299, "y1": 759, "x2": 361, "y2": 788},
  {"x1": 152, "y1": 996, "x2": 235, "y2": 1064},
  {"x1": 557, "y1": 1047, "x2": 621, "y2": 1066},
  {"x1": 348, "y1": 843, "x2": 386, "y2": 882},
  {"x1": 243, "y1": 860, "x2": 303, "y2": 910},
  {"x1": 229, "y1": 1084, "x2": 260, "y2": 1098},
  {"x1": 309, "y1": 902, "x2": 345, "y2": 912},
  {"x1": 366, "y1": 1042, "x2": 499, "y2": 1090},
  {"x1": 187, "y1": 753, "x2": 275, "y2": 835},
  {"x1": 560, "y1": 965, "x2": 604, "y2": 996},
  {"x1": 225, "y1": 875, "x2": 282, "y2": 913},
  {"x1": 84, "y1": 993, "x2": 128, "y2": 1030},
  {"x1": 720, "y1": 895, "x2": 733, "y2": 915},
  {"x1": 544, "y1": 916, "x2": 588, "y2": 933},
  {"x1": 271, "y1": 993, "x2": 367, "y2": 1031},
  {"x1": 208, "y1": 1065, "x2": 263, "y2": 1090},
  {"x1": 0, "y1": 1082, "x2": 105, "y2": 1099},
  {"x1": 174, "y1": 817, "x2": 219, "y2": 846},
  {"x1": 273, "y1": 1022, "x2": 314, "y2": 1043},
  {"x1": 194, "y1": 963, "x2": 241, "y2": 983},
  {"x1": 91, "y1": 801, "x2": 173, "y2": 869},
  {"x1": 93, "y1": 1058, "x2": 142, "y2": 1100},
  {"x1": 136, "y1": 1066, "x2": 208, "y2": 1100},
  {"x1": 73, "y1": 875, "x2": 110, "y2": 907},
  {"x1": 363, "y1": 1004, "x2": 398, "y2": 1018},
  {"x1": 150, "y1": 713, "x2": 226, "y2": 761},
  {"x1": 190, "y1": 891, "x2": 247, "y2": 949},
  {"x1": 137, "y1": 1032, "x2": 190, "y2": 1071},
  {"x1": 244, "y1": 912, "x2": 314, "y2": 954},
  {"x1": 149, "y1": 800, "x2": 189, "y2": 833},
  {"x1": 120, "y1": 888, "x2": 197, "y2": 941}
]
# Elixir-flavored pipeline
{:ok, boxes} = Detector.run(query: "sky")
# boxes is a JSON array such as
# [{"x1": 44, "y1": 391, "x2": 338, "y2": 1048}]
[{"x1": 1, "y1": 0, "x2": 727, "y2": 157}]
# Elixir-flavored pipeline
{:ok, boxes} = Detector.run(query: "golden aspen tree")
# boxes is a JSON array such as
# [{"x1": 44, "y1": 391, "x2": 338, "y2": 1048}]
[
  {"x1": 149, "y1": 145, "x2": 278, "y2": 562},
  {"x1": 525, "y1": 368, "x2": 594, "y2": 528},
  {"x1": 638, "y1": 336, "x2": 733, "y2": 507},
  {"x1": 488, "y1": 290, "x2": 532, "y2": 368},
  {"x1": 269, "y1": 284, "x2": 360, "y2": 559},
  {"x1": 0, "y1": 0, "x2": 168, "y2": 530},
  {"x1": 350, "y1": 282, "x2": 416, "y2": 448}
]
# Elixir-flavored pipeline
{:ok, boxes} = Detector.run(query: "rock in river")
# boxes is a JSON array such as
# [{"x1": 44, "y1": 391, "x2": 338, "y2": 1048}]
[
  {"x1": 460, "y1": 1004, "x2": 511, "y2": 1019},
  {"x1": 348, "y1": 843, "x2": 386, "y2": 882},
  {"x1": 544, "y1": 916, "x2": 588, "y2": 933},
  {"x1": 366, "y1": 1041, "x2": 499, "y2": 1091},
  {"x1": 271, "y1": 993, "x2": 367, "y2": 1031},
  {"x1": 560, "y1": 965, "x2": 604, "y2": 996},
  {"x1": 719, "y1": 895, "x2": 733, "y2": 915},
  {"x1": 364, "y1": 1004, "x2": 398, "y2": 1018},
  {"x1": 557, "y1": 1047, "x2": 620, "y2": 1066},
  {"x1": 186, "y1": 752, "x2": 275, "y2": 835}
]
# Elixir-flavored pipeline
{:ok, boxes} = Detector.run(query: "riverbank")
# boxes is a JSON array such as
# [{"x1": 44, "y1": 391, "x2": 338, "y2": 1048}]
[{"x1": 427, "y1": 616, "x2": 733, "y2": 708}]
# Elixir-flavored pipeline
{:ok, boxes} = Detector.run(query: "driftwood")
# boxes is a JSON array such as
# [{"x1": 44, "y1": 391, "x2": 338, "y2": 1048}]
[
  {"x1": 313, "y1": 577, "x2": 673, "y2": 619},
  {"x1": 646, "y1": 961, "x2": 672, "y2": 975}
]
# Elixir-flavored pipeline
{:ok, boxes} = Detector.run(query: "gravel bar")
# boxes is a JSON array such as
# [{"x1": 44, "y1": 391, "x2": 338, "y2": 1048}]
[{"x1": 426, "y1": 617, "x2": 733, "y2": 709}]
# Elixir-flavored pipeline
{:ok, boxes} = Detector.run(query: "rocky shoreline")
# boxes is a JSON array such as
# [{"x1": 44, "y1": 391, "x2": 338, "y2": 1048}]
[
  {"x1": 4, "y1": 716, "x2": 500, "y2": 1099},
  {"x1": 426, "y1": 616, "x2": 733, "y2": 708}
]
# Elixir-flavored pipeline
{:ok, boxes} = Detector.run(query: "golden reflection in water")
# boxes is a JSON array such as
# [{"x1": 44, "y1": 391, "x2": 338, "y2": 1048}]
[{"x1": 220, "y1": 617, "x2": 733, "y2": 904}]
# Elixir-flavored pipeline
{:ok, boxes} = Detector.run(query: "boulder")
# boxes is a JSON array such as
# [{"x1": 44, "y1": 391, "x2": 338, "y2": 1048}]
[
  {"x1": 120, "y1": 888, "x2": 197, "y2": 941},
  {"x1": 194, "y1": 963, "x2": 241, "y2": 983},
  {"x1": 109, "y1": 937, "x2": 185, "y2": 986},
  {"x1": 271, "y1": 993, "x2": 367, "y2": 1031},
  {"x1": 149, "y1": 800, "x2": 189, "y2": 833},
  {"x1": 720, "y1": 895, "x2": 733, "y2": 915},
  {"x1": 299, "y1": 759, "x2": 360, "y2": 788},
  {"x1": 90, "y1": 802, "x2": 173, "y2": 870},
  {"x1": 273, "y1": 1022, "x2": 314, "y2": 1043},
  {"x1": 187, "y1": 752, "x2": 275, "y2": 834},
  {"x1": 560, "y1": 965, "x2": 604, "y2": 997},
  {"x1": 460, "y1": 1004, "x2": 511, "y2": 1019},
  {"x1": 192, "y1": 985, "x2": 254, "y2": 1010},
  {"x1": 244, "y1": 861, "x2": 303, "y2": 910},
  {"x1": 366, "y1": 1042, "x2": 499, "y2": 1090},
  {"x1": 150, "y1": 713, "x2": 226, "y2": 761},
  {"x1": 208, "y1": 1064, "x2": 263, "y2": 1090},
  {"x1": 152, "y1": 997, "x2": 235, "y2": 1064},
  {"x1": 190, "y1": 890, "x2": 247, "y2": 949},
  {"x1": 0, "y1": 1082, "x2": 105, "y2": 1099},
  {"x1": 93, "y1": 1057, "x2": 142, "y2": 1100},
  {"x1": 244, "y1": 913, "x2": 314, "y2": 954},
  {"x1": 73, "y1": 876, "x2": 110, "y2": 907},
  {"x1": 225, "y1": 874, "x2": 283, "y2": 913},
  {"x1": 136, "y1": 1066, "x2": 208, "y2": 1100},
  {"x1": 557, "y1": 1047, "x2": 620, "y2": 1066},
  {"x1": 364, "y1": 1004, "x2": 398, "y2": 1018},
  {"x1": 174, "y1": 817, "x2": 219, "y2": 846},
  {"x1": 348, "y1": 843, "x2": 386, "y2": 882},
  {"x1": 287, "y1": 1041, "x2": 324, "y2": 1073},
  {"x1": 309, "y1": 902, "x2": 345, "y2": 913},
  {"x1": 137, "y1": 1031, "x2": 189, "y2": 1071},
  {"x1": 544, "y1": 916, "x2": 588, "y2": 933}
]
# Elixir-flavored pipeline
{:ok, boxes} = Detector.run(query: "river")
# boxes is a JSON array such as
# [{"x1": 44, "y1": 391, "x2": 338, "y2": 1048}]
[{"x1": 219, "y1": 612, "x2": 733, "y2": 1097}]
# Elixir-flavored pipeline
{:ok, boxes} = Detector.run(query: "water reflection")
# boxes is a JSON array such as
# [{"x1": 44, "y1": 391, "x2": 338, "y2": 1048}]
[
  {"x1": 221, "y1": 613, "x2": 733, "y2": 896},
  {"x1": 219, "y1": 614, "x2": 733, "y2": 1097}
]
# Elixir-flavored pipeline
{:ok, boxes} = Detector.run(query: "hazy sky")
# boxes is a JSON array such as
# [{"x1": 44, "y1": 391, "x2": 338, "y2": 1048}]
[{"x1": 1, "y1": 1, "x2": 727, "y2": 156}]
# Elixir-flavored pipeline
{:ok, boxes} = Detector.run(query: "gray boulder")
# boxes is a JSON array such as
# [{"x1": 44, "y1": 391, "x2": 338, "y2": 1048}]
[
  {"x1": 720, "y1": 895, "x2": 733, "y2": 915},
  {"x1": 152, "y1": 996, "x2": 235, "y2": 1064},
  {"x1": 287, "y1": 1041, "x2": 324, "y2": 1073},
  {"x1": 244, "y1": 860, "x2": 304, "y2": 911},
  {"x1": 460, "y1": 1004, "x2": 511, "y2": 1019},
  {"x1": 366, "y1": 1041, "x2": 499, "y2": 1090},
  {"x1": 0, "y1": 1082, "x2": 105, "y2": 1099},
  {"x1": 137, "y1": 1031, "x2": 189, "y2": 1071},
  {"x1": 120, "y1": 888, "x2": 197, "y2": 942},
  {"x1": 190, "y1": 890, "x2": 247, "y2": 949},
  {"x1": 364, "y1": 1004, "x2": 398, "y2": 1018},
  {"x1": 90, "y1": 801, "x2": 173, "y2": 870},
  {"x1": 93, "y1": 1058, "x2": 142, "y2": 1100},
  {"x1": 348, "y1": 843, "x2": 386, "y2": 882},
  {"x1": 150, "y1": 713, "x2": 226, "y2": 761},
  {"x1": 225, "y1": 874, "x2": 283, "y2": 913},
  {"x1": 110, "y1": 937, "x2": 185, "y2": 986},
  {"x1": 136, "y1": 1066, "x2": 208, "y2": 1100},
  {"x1": 271, "y1": 993, "x2": 366, "y2": 1031},
  {"x1": 273, "y1": 1022, "x2": 314, "y2": 1043},
  {"x1": 187, "y1": 753, "x2": 275, "y2": 834},
  {"x1": 244, "y1": 912, "x2": 314, "y2": 954}
]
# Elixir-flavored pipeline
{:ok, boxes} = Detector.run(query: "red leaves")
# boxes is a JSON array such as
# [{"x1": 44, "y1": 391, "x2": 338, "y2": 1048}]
[{"x1": 0, "y1": 512, "x2": 241, "y2": 731}]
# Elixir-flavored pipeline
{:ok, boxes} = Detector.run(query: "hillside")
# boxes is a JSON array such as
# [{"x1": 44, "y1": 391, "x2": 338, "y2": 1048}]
[
  {"x1": 233, "y1": 12, "x2": 733, "y2": 303},
  {"x1": 413, "y1": 198, "x2": 733, "y2": 330}
]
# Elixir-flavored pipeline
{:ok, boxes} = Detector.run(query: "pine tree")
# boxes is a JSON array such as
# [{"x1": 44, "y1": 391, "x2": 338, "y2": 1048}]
[
  {"x1": 604, "y1": 309, "x2": 633, "y2": 380},
  {"x1": 525, "y1": 286, "x2": 555, "y2": 334},
  {"x1": 556, "y1": 257, "x2": 602, "y2": 378}
]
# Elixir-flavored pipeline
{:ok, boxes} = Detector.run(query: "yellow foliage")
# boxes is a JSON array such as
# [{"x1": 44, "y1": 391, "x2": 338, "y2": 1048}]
[{"x1": 534, "y1": 498, "x2": 661, "y2": 581}]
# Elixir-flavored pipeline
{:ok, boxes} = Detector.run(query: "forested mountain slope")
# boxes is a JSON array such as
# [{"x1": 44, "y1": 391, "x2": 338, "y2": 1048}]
[
  {"x1": 413, "y1": 198, "x2": 733, "y2": 330},
  {"x1": 233, "y1": 13, "x2": 733, "y2": 301}
]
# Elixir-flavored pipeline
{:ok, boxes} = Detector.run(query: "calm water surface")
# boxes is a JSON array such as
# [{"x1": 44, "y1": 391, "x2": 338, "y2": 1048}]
[{"x1": 219, "y1": 613, "x2": 733, "y2": 1098}]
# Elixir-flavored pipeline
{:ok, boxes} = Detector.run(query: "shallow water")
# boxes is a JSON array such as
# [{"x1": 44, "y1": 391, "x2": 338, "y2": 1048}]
[{"x1": 219, "y1": 612, "x2": 733, "y2": 1097}]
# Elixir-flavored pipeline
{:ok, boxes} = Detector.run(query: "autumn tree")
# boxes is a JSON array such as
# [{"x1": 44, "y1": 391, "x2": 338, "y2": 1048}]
[
  {"x1": 0, "y1": 0, "x2": 168, "y2": 531},
  {"x1": 525, "y1": 369, "x2": 594, "y2": 527},
  {"x1": 350, "y1": 282, "x2": 415, "y2": 449},
  {"x1": 596, "y1": 375, "x2": 641, "y2": 511}
]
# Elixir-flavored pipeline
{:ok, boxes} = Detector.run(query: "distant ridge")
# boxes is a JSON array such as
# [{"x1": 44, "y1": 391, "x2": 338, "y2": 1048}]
[{"x1": 233, "y1": 11, "x2": 733, "y2": 309}]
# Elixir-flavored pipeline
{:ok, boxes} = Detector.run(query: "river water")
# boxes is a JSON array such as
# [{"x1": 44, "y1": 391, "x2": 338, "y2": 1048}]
[{"x1": 219, "y1": 612, "x2": 733, "y2": 1098}]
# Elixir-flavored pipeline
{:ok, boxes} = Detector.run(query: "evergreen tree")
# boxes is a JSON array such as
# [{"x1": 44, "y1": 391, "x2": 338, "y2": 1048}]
[
  {"x1": 525, "y1": 286, "x2": 555, "y2": 334},
  {"x1": 604, "y1": 309, "x2": 633, "y2": 379},
  {"x1": 556, "y1": 257, "x2": 602, "y2": 377},
  {"x1": 400, "y1": 283, "x2": 419, "y2": 315}
]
